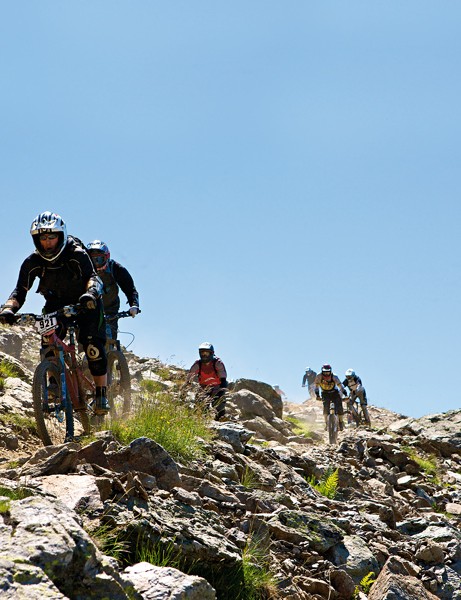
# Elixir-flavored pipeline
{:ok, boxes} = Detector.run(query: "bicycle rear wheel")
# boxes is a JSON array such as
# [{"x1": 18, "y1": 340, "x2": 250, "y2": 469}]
[
  {"x1": 107, "y1": 350, "x2": 131, "y2": 417},
  {"x1": 328, "y1": 412, "x2": 339, "y2": 445},
  {"x1": 32, "y1": 360, "x2": 74, "y2": 446},
  {"x1": 361, "y1": 406, "x2": 371, "y2": 427}
]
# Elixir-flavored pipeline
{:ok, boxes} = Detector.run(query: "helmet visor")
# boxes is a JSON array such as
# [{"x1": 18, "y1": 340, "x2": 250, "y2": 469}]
[{"x1": 90, "y1": 253, "x2": 107, "y2": 267}]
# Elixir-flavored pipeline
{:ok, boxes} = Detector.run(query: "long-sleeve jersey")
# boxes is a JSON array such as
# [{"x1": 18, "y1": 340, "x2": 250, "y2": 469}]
[
  {"x1": 6, "y1": 237, "x2": 101, "y2": 312},
  {"x1": 302, "y1": 370, "x2": 317, "y2": 386},
  {"x1": 98, "y1": 259, "x2": 139, "y2": 314},
  {"x1": 314, "y1": 373, "x2": 347, "y2": 398},
  {"x1": 342, "y1": 375, "x2": 363, "y2": 393}
]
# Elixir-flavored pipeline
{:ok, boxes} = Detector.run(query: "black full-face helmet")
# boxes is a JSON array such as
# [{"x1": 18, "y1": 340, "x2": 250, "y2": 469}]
[
  {"x1": 321, "y1": 364, "x2": 332, "y2": 376},
  {"x1": 30, "y1": 211, "x2": 67, "y2": 261},
  {"x1": 87, "y1": 240, "x2": 110, "y2": 271}
]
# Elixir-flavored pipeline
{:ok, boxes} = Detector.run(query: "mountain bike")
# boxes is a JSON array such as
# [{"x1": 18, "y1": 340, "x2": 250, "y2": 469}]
[
  {"x1": 347, "y1": 397, "x2": 371, "y2": 428},
  {"x1": 14, "y1": 305, "x2": 95, "y2": 446}
]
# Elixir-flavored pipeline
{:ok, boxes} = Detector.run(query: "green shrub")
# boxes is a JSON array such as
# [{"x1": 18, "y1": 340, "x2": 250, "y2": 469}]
[{"x1": 353, "y1": 571, "x2": 376, "y2": 597}]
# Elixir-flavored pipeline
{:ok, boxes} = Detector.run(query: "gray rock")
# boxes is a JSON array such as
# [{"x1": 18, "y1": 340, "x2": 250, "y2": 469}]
[
  {"x1": 232, "y1": 378, "x2": 283, "y2": 418},
  {"x1": 122, "y1": 563, "x2": 216, "y2": 599}
]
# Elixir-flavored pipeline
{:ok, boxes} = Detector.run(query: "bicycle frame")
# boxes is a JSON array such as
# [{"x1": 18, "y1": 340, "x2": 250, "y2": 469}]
[
  {"x1": 17, "y1": 307, "x2": 94, "y2": 442},
  {"x1": 41, "y1": 325, "x2": 94, "y2": 411}
]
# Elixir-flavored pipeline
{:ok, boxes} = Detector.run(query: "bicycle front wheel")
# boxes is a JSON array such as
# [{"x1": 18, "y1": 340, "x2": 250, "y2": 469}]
[
  {"x1": 32, "y1": 360, "x2": 74, "y2": 446},
  {"x1": 107, "y1": 350, "x2": 131, "y2": 417},
  {"x1": 328, "y1": 412, "x2": 339, "y2": 445}
]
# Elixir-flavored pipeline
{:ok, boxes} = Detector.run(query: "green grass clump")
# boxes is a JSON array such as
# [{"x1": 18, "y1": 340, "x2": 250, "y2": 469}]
[
  {"x1": 0, "y1": 360, "x2": 23, "y2": 391},
  {"x1": 89, "y1": 523, "x2": 130, "y2": 563},
  {"x1": 239, "y1": 465, "x2": 259, "y2": 489},
  {"x1": 140, "y1": 379, "x2": 166, "y2": 394},
  {"x1": 110, "y1": 390, "x2": 214, "y2": 462},
  {"x1": 285, "y1": 416, "x2": 315, "y2": 438},
  {"x1": 0, "y1": 486, "x2": 35, "y2": 502},
  {"x1": 135, "y1": 537, "x2": 186, "y2": 570},
  {"x1": 2, "y1": 412, "x2": 37, "y2": 432},
  {"x1": 307, "y1": 468, "x2": 339, "y2": 500},
  {"x1": 240, "y1": 534, "x2": 278, "y2": 600},
  {"x1": 402, "y1": 446, "x2": 440, "y2": 482}
]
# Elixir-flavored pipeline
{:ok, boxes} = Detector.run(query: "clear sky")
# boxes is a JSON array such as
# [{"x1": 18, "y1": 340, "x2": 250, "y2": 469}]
[{"x1": 1, "y1": 3, "x2": 460, "y2": 418}]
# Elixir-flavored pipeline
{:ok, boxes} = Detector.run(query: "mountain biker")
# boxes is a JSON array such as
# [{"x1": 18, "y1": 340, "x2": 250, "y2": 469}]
[
  {"x1": 184, "y1": 342, "x2": 228, "y2": 420},
  {"x1": 302, "y1": 367, "x2": 317, "y2": 399},
  {"x1": 314, "y1": 364, "x2": 348, "y2": 431},
  {"x1": 0, "y1": 211, "x2": 109, "y2": 415},
  {"x1": 86, "y1": 240, "x2": 140, "y2": 340},
  {"x1": 342, "y1": 368, "x2": 371, "y2": 426}
]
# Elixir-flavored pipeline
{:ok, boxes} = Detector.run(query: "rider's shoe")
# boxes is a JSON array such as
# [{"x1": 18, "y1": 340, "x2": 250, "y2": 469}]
[
  {"x1": 94, "y1": 396, "x2": 110, "y2": 415},
  {"x1": 94, "y1": 386, "x2": 110, "y2": 415}
]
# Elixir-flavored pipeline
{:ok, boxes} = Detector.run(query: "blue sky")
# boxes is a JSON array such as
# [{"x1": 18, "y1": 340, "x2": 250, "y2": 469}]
[{"x1": 1, "y1": 3, "x2": 460, "y2": 418}]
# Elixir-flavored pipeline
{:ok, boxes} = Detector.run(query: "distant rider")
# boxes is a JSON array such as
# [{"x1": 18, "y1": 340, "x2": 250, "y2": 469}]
[
  {"x1": 302, "y1": 367, "x2": 317, "y2": 399},
  {"x1": 0, "y1": 212, "x2": 109, "y2": 414},
  {"x1": 184, "y1": 342, "x2": 228, "y2": 420},
  {"x1": 314, "y1": 364, "x2": 348, "y2": 431},
  {"x1": 342, "y1": 368, "x2": 371, "y2": 426},
  {"x1": 86, "y1": 240, "x2": 140, "y2": 340}
]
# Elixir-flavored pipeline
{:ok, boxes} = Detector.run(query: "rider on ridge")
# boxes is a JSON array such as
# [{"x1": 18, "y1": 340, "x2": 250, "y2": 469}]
[
  {"x1": 314, "y1": 364, "x2": 348, "y2": 431},
  {"x1": 0, "y1": 212, "x2": 109, "y2": 414}
]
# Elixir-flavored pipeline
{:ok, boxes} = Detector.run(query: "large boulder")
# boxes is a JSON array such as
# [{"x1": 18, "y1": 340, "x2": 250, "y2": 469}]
[
  {"x1": 232, "y1": 379, "x2": 283, "y2": 418},
  {"x1": 390, "y1": 410, "x2": 461, "y2": 456}
]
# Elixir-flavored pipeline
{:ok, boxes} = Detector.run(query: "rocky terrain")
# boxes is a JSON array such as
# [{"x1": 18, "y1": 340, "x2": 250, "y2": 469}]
[{"x1": 1, "y1": 325, "x2": 461, "y2": 599}]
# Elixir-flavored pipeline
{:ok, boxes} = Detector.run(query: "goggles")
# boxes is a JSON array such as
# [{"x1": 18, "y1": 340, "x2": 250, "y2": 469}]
[
  {"x1": 39, "y1": 233, "x2": 58, "y2": 241},
  {"x1": 91, "y1": 254, "x2": 107, "y2": 266}
]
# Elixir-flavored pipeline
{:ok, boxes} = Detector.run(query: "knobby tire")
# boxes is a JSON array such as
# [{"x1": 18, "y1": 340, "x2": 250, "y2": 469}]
[
  {"x1": 107, "y1": 350, "x2": 131, "y2": 418},
  {"x1": 328, "y1": 412, "x2": 339, "y2": 445},
  {"x1": 32, "y1": 360, "x2": 74, "y2": 446}
]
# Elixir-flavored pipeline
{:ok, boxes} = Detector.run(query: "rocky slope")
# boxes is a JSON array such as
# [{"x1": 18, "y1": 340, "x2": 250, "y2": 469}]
[{"x1": 0, "y1": 325, "x2": 461, "y2": 599}]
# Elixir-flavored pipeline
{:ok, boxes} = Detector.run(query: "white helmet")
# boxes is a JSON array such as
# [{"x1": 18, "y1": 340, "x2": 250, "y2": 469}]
[
  {"x1": 30, "y1": 211, "x2": 68, "y2": 261},
  {"x1": 345, "y1": 369, "x2": 356, "y2": 378},
  {"x1": 198, "y1": 342, "x2": 214, "y2": 362}
]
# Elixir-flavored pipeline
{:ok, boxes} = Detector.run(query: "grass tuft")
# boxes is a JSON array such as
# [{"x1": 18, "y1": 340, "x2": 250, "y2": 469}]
[
  {"x1": 110, "y1": 389, "x2": 214, "y2": 462},
  {"x1": 241, "y1": 534, "x2": 278, "y2": 600}
]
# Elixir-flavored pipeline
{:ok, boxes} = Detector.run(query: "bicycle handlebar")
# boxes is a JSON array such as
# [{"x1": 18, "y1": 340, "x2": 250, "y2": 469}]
[
  {"x1": 13, "y1": 304, "x2": 84, "y2": 326},
  {"x1": 105, "y1": 309, "x2": 142, "y2": 321}
]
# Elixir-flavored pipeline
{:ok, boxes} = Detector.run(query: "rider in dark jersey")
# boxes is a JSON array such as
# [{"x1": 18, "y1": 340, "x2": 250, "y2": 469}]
[
  {"x1": 302, "y1": 367, "x2": 317, "y2": 399},
  {"x1": 314, "y1": 364, "x2": 348, "y2": 431},
  {"x1": 342, "y1": 368, "x2": 371, "y2": 426},
  {"x1": 86, "y1": 241, "x2": 139, "y2": 340},
  {"x1": 0, "y1": 212, "x2": 109, "y2": 414}
]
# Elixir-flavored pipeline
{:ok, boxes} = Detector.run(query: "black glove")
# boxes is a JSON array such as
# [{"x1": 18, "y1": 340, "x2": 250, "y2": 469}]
[
  {"x1": 0, "y1": 309, "x2": 16, "y2": 325},
  {"x1": 79, "y1": 293, "x2": 97, "y2": 310}
]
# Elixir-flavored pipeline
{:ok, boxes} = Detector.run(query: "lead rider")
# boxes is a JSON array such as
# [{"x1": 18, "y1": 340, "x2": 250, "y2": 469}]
[{"x1": 0, "y1": 211, "x2": 110, "y2": 415}]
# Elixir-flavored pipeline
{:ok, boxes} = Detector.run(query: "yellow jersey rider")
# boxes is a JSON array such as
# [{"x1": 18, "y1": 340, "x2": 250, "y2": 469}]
[{"x1": 314, "y1": 364, "x2": 348, "y2": 431}]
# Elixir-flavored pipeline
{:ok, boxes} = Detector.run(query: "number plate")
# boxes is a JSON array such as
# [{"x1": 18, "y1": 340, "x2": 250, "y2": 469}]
[{"x1": 35, "y1": 315, "x2": 58, "y2": 335}]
